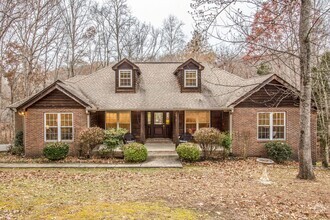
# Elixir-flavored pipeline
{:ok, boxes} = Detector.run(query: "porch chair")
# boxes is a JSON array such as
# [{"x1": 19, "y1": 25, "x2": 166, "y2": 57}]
[
  {"x1": 123, "y1": 133, "x2": 136, "y2": 144},
  {"x1": 178, "y1": 132, "x2": 193, "y2": 144}
]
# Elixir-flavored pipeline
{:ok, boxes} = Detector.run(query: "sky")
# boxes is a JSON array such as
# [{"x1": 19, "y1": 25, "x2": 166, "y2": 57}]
[{"x1": 126, "y1": 0, "x2": 195, "y2": 39}]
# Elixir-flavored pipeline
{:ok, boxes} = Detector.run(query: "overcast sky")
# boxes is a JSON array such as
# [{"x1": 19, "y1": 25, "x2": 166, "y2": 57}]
[{"x1": 126, "y1": 0, "x2": 195, "y2": 39}]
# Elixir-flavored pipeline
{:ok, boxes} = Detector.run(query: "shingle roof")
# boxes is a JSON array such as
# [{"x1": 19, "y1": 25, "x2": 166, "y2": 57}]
[
  {"x1": 63, "y1": 62, "x2": 272, "y2": 110},
  {"x1": 8, "y1": 61, "x2": 280, "y2": 111}
]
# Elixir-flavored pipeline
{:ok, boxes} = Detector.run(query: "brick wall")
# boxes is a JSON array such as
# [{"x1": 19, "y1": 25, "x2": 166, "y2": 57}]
[
  {"x1": 232, "y1": 107, "x2": 318, "y2": 162},
  {"x1": 24, "y1": 108, "x2": 87, "y2": 157}
]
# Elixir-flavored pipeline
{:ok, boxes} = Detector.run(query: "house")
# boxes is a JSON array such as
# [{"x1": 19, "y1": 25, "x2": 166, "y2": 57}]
[{"x1": 9, "y1": 58, "x2": 318, "y2": 160}]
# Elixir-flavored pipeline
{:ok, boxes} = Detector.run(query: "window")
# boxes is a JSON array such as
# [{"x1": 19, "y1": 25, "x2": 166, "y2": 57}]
[
  {"x1": 45, "y1": 113, "x2": 73, "y2": 141},
  {"x1": 185, "y1": 111, "x2": 210, "y2": 134},
  {"x1": 105, "y1": 111, "x2": 131, "y2": 131},
  {"x1": 258, "y1": 112, "x2": 285, "y2": 140},
  {"x1": 154, "y1": 112, "x2": 163, "y2": 125},
  {"x1": 184, "y1": 70, "x2": 198, "y2": 87},
  {"x1": 119, "y1": 69, "x2": 132, "y2": 87}
]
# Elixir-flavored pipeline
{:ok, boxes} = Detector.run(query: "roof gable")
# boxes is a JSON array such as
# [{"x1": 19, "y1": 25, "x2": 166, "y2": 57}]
[
  {"x1": 173, "y1": 58, "x2": 205, "y2": 75},
  {"x1": 10, "y1": 80, "x2": 92, "y2": 111},
  {"x1": 112, "y1": 58, "x2": 141, "y2": 75},
  {"x1": 229, "y1": 74, "x2": 300, "y2": 107}
]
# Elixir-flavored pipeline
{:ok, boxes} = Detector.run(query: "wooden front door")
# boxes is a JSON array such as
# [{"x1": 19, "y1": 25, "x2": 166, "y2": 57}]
[{"x1": 146, "y1": 112, "x2": 172, "y2": 138}]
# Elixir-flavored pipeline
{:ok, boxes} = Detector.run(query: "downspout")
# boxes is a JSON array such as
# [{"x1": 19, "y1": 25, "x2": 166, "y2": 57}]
[{"x1": 229, "y1": 109, "x2": 233, "y2": 153}]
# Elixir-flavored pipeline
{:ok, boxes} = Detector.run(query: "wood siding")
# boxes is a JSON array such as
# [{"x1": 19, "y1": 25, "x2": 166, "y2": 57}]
[
  {"x1": 236, "y1": 79, "x2": 299, "y2": 108},
  {"x1": 28, "y1": 89, "x2": 84, "y2": 109},
  {"x1": 177, "y1": 62, "x2": 202, "y2": 93},
  {"x1": 115, "y1": 62, "x2": 137, "y2": 93}
]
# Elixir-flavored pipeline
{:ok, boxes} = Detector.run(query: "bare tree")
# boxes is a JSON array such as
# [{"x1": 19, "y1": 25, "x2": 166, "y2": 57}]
[
  {"x1": 60, "y1": 0, "x2": 91, "y2": 77},
  {"x1": 192, "y1": 0, "x2": 330, "y2": 179},
  {"x1": 12, "y1": 0, "x2": 62, "y2": 96},
  {"x1": 161, "y1": 15, "x2": 186, "y2": 57}
]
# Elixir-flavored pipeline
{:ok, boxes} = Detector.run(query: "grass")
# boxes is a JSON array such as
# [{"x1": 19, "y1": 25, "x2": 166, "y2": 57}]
[{"x1": 0, "y1": 159, "x2": 329, "y2": 219}]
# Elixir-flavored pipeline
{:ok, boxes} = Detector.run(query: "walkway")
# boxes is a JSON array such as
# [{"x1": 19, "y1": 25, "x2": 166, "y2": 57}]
[{"x1": 0, "y1": 156, "x2": 182, "y2": 169}]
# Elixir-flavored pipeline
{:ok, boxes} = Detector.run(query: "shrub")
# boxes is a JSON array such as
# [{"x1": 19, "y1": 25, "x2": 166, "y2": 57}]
[
  {"x1": 104, "y1": 128, "x2": 128, "y2": 150},
  {"x1": 78, "y1": 127, "x2": 105, "y2": 158},
  {"x1": 264, "y1": 142, "x2": 292, "y2": 163},
  {"x1": 14, "y1": 131, "x2": 24, "y2": 148},
  {"x1": 10, "y1": 131, "x2": 24, "y2": 156},
  {"x1": 123, "y1": 143, "x2": 148, "y2": 163},
  {"x1": 218, "y1": 132, "x2": 232, "y2": 158},
  {"x1": 98, "y1": 148, "x2": 113, "y2": 159},
  {"x1": 176, "y1": 143, "x2": 200, "y2": 162},
  {"x1": 194, "y1": 127, "x2": 220, "y2": 159},
  {"x1": 10, "y1": 145, "x2": 24, "y2": 156},
  {"x1": 43, "y1": 142, "x2": 69, "y2": 161}
]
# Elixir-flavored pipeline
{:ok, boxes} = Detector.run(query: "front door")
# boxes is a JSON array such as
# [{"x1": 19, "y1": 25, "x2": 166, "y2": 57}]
[{"x1": 146, "y1": 111, "x2": 172, "y2": 138}]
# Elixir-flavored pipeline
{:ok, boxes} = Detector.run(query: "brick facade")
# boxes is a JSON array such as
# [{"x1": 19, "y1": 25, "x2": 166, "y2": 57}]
[
  {"x1": 24, "y1": 108, "x2": 87, "y2": 157},
  {"x1": 232, "y1": 107, "x2": 318, "y2": 162}
]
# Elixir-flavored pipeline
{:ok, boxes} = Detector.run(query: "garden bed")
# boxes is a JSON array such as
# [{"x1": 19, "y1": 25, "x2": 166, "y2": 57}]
[{"x1": 0, "y1": 152, "x2": 125, "y2": 164}]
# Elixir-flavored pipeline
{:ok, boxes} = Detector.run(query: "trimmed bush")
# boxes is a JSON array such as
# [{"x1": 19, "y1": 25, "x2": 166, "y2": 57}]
[
  {"x1": 123, "y1": 143, "x2": 148, "y2": 163},
  {"x1": 14, "y1": 131, "x2": 24, "y2": 148},
  {"x1": 98, "y1": 148, "x2": 113, "y2": 159},
  {"x1": 10, "y1": 131, "x2": 24, "y2": 156},
  {"x1": 176, "y1": 143, "x2": 200, "y2": 162},
  {"x1": 194, "y1": 127, "x2": 220, "y2": 159},
  {"x1": 104, "y1": 128, "x2": 128, "y2": 150},
  {"x1": 78, "y1": 127, "x2": 105, "y2": 158},
  {"x1": 218, "y1": 132, "x2": 232, "y2": 158},
  {"x1": 264, "y1": 142, "x2": 292, "y2": 163},
  {"x1": 43, "y1": 142, "x2": 69, "y2": 161}
]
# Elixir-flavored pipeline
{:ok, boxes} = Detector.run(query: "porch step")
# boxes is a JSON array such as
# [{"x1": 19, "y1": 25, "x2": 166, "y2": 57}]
[
  {"x1": 145, "y1": 138, "x2": 173, "y2": 144},
  {"x1": 148, "y1": 151, "x2": 179, "y2": 158}
]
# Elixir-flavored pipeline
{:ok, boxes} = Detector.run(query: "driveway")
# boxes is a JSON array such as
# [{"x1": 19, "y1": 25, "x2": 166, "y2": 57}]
[{"x1": 0, "y1": 144, "x2": 10, "y2": 152}]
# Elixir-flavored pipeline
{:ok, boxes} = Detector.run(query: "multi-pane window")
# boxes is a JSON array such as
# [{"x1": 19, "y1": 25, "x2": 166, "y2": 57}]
[
  {"x1": 184, "y1": 70, "x2": 198, "y2": 87},
  {"x1": 185, "y1": 111, "x2": 210, "y2": 134},
  {"x1": 258, "y1": 112, "x2": 285, "y2": 140},
  {"x1": 119, "y1": 70, "x2": 132, "y2": 87},
  {"x1": 105, "y1": 111, "x2": 131, "y2": 131},
  {"x1": 45, "y1": 113, "x2": 73, "y2": 141}
]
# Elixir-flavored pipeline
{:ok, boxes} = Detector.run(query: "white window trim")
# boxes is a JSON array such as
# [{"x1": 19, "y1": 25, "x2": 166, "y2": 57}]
[
  {"x1": 184, "y1": 110, "x2": 210, "y2": 132},
  {"x1": 118, "y1": 69, "x2": 133, "y2": 88},
  {"x1": 184, "y1": 69, "x2": 198, "y2": 88},
  {"x1": 257, "y1": 112, "x2": 286, "y2": 141},
  {"x1": 105, "y1": 111, "x2": 131, "y2": 132},
  {"x1": 44, "y1": 113, "x2": 74, "y2": 142}
]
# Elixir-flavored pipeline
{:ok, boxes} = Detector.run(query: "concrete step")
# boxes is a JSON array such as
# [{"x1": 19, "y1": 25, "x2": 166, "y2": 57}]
[
  {"x1": 145, "y1": 138, "x2": 173, "y2": 144},
  {"x1": 148, "y1": 151, "x2": 178, "y2": 156}
]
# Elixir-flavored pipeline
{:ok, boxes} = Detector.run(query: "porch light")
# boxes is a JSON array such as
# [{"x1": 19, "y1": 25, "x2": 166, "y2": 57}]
[{"x1": 18, "y1": 111, "x2": 25, "y2": 116}]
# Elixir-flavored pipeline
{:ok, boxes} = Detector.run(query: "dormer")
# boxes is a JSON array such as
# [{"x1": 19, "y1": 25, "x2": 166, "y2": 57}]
[
  {"x1": 173, "y1": 58, "x2": 205, "y2": 93},
  {"x1": 112, "y1": 58, "x2": 141, "y2": 93}
]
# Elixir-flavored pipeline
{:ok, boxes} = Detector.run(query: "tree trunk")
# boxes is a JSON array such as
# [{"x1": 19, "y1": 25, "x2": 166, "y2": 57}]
[
  {"x1": 324, "y1": 125, "x2": 330, "y2": 167},
  {"x1": 297, "y1": 0, "x2": 315, "y2": 180}
]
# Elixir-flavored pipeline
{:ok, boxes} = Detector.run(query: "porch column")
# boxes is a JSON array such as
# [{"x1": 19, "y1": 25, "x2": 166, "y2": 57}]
[
  {"x1": 86, "y1": 112, "x2": 90, "y2": 128},
  {"x1": 140, "y1": 111, "x2": 145, "y2": 143},
  {"x1": 173, "y1": 111, "x2": 180, "y2": 145}
]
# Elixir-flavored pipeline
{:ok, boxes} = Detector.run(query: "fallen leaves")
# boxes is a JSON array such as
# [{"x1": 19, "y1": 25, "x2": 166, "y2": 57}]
[{"x1": 0, "y1": 159, "x2": 329, "y2": 219}]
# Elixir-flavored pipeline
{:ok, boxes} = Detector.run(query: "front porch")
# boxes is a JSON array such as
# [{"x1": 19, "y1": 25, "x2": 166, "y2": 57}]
[{"x1": 89, "y1": 110, "x2": 231, "y2": 145}]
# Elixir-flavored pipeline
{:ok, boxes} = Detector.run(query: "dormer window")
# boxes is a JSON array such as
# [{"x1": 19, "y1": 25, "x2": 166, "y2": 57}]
[
  {"x1": 112, "y1": 58, "x2": 140, "y2": 93},
  {"x1": 184, "y1": 70, "x2": 198, "y2": 87},
  {"x1": 119, "y1": 69, "x2": 133, "y2": 87},
  {"x1": 173, "y1": 58, "x2": 204, "y2": 93}
]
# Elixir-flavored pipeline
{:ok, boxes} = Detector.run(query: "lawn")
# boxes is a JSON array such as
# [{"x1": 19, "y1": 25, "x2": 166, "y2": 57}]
[{"x1": 0, "y1": 159, "x2": 329, "y2": 219}]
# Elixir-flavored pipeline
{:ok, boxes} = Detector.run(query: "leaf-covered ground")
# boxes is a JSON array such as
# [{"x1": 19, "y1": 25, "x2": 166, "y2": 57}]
[{"x1": 0, "y1": 159, "x2": 329, "y2": 219}]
